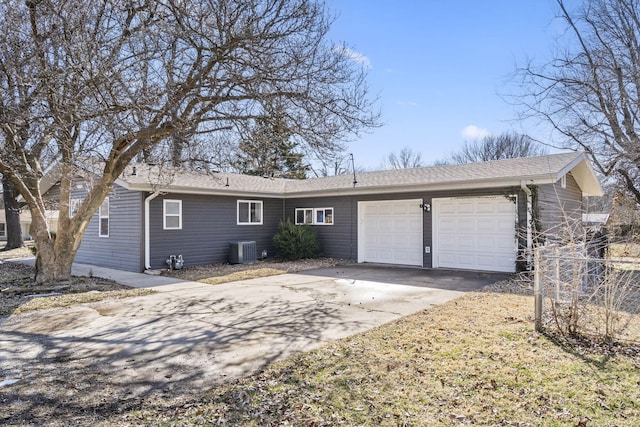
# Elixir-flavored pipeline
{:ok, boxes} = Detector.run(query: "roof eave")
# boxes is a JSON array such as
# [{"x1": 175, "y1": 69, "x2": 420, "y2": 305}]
[
  {"x1": 125, "y1": 183, "x2": 284, "y2": 198},
  {"x1": 282, "y1": 176, "x2": 562, "y2": 198},
  {"x1": 564, "y1": 156, "x2": 604, "y2": 196}
]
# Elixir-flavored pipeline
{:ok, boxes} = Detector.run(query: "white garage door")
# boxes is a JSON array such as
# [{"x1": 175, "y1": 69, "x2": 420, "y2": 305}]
[
  {"x1": 433, "y1": 196, "x2": 517, "y2": 273},
  {"x1": 358, "y1": 199, "x2": 423, "y2": 266}
]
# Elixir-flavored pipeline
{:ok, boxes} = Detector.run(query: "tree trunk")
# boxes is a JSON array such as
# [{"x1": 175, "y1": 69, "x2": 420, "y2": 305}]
[
  {"x1": 2, "y1": 175, "x2": 23, "y2": 250},
  {"x1": 32, "y1": 226, "x2": 75, "y2": 284}
]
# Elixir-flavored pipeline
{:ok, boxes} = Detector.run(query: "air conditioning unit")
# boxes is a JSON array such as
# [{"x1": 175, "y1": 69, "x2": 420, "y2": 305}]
[{"x1": 229, "y1": 241, "x2": 257, "y2": 264}]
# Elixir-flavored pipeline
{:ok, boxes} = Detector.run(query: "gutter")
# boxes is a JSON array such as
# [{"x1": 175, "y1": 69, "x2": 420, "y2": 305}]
[
  {"x1": 144, "y1": 191, "x2": 161, "y2": 270},
  {"x1": 520, "y1": 181, "x2": 533, "y2": 267}
]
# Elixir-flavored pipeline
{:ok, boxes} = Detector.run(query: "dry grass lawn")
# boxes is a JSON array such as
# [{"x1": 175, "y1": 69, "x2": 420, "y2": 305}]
[
  {"x1": 2, "y1": 246, "x2": 639, "y2": 426},
  {"x1": 115, "y1": 288, "x2": 640, "y2": 427}
]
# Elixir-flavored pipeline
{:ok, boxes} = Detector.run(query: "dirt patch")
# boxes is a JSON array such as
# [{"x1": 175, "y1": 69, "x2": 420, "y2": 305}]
[
  {"x1": 0, "y1": 262, "x2": 153, "y2": 316},
  {"x1": 163, "y1": 257, "x2": 350, "y2": 281}
]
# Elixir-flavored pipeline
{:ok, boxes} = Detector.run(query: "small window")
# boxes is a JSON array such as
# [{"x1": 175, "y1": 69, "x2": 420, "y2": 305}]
[
  {"x1": 295, "y1": 208, "x2": 314, "y2": 225},
  {"x1": 99, "y1": 197, "x2": 109, "y2": 237},
  {"x1": 314, "y1": 208, "x2": 333, "y2": 225},
  {"x1": 237, "y1": 200, "x2": 263, "y2": 225},
  {"x1": 69, "y1": 197, "x2": 81, "y2": 217},
  {"x1": 164, "y1": 199, "x2": 182, "y2": 230},
  {"x1": 0, "y1": 223, "x2": 5, "y2": 238},
  {"x1": 560, "y1": 175, "x2": 567, "y2": 189}
]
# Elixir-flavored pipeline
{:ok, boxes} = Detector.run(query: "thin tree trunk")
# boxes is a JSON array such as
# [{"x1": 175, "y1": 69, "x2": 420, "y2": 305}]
[{"x1": 2, "y1": 175, "x2": 23, "y2": 250}]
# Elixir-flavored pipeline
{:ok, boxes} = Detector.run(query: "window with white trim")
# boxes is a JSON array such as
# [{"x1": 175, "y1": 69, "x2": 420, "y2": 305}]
[
  {"x1": 294, "y1": 207, "x2": 334, "y2": 225},
  {"x1": 69, "y1": 197, "x2": 81, "y2": 217},
  {"x1": 237, "y1": 200, "x2": 263, "y2": 225},
  {"x1": 314, "y1": 207, "x2": 333, "y2": 225},
  {"x1": 163, "y1": 199, "x2": 182, "y2": 230},
  {"x1": 561, "y1": 175, "x2": 567, "y2": 189},
  {"x1": 99, "y1": 197, "x2": 109, "y2": 237},
  {"x1": 295, "y1": 208, "x2": 313, "y2": 225},
  {"x1": 0, "y1": 223, "x2": 5, "y2": 238}
]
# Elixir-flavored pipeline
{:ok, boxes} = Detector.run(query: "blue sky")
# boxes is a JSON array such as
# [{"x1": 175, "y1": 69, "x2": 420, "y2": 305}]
[{"x1": 326, "y1": 0, "x2": 572, "y2": 169}]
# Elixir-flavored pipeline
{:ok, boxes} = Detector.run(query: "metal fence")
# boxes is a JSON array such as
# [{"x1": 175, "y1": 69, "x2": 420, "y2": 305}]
[{"x1": 534, "y1": 244, "x2": 640, "y2": 343}]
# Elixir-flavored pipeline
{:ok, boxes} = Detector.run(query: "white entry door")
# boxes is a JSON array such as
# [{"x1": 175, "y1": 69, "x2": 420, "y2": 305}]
[
  {"x1": 433, "y1": 196, "x2": 517, "y2": 273},
  {"x1": 358, "y1": 199, "x2": 423, "y2": 266}
]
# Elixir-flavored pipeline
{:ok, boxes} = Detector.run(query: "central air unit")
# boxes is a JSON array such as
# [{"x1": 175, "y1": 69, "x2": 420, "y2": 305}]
[{"x1": 229, "y1": 241, "x2": 257, "y2": 264}]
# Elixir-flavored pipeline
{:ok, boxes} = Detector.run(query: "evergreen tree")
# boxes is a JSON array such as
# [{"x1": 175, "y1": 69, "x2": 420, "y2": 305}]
[{"x1": 234, "y1": 118, "x2": 309, "y2": 179}]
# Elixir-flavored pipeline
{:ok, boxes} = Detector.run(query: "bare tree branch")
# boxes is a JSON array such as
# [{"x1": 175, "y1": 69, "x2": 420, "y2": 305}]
[
  {"x1": 514, "y1": 0, "x2": 640, "y2": 203},
  {"x1": 0, "y1": 0, "x2": 380, "y2": 282},
  {"x1": 440, "y1": 132, "x2": 547, "y2": 165}
]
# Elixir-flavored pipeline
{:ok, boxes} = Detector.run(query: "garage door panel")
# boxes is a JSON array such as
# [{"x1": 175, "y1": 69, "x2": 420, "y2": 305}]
[
  {"x1": 459, "y1": 221, "x2": 476, "y2": 233},
  {"x1": 457, "y1": 201, "x2": 474, "y2": 213},
  {"x1": 359, "y1": 199, "x2": 423, "y2": 266},
  {"x1": 434, "y1": 196, "x2": 517, "y2": 273},
  {"x1": 458, "y1": 239, "x2": 476, "y2": 250}
]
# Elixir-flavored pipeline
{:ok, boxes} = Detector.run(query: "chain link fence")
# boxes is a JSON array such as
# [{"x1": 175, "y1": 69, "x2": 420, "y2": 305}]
[{"x1": 534, "y1": 243, "x2": 640, "y2": 343}]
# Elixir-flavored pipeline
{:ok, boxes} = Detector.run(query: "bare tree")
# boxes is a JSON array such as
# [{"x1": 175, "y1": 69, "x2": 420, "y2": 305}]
[
  {"x1": 442, "y1": 132, "x2": 546, "y2": 164},
  {"x1": 2, "y1": 175, "x2": 23, "y2": 250},
  {"x1": 383, "y1": 147, "x2": 423, "y2": 169},
  {"x1": 516, "y1": 0, "x2": 640, "y2": 204},
  {"x1": 0, "y1": 0, "x2": 379, "y2": 283}
]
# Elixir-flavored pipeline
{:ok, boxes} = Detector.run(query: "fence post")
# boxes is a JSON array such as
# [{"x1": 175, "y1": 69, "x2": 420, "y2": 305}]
[
  {"x1": 534, "y1": 246, "x2": 542, "y2": 332},
  {"x1": 554, "y1": 245, "x2": 560, "y2": 301}
]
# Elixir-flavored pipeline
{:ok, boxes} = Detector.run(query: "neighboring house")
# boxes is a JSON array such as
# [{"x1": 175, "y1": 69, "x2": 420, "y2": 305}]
[
  {"x1": 50, "y1": 151, "x2": 601, "y2": 273},
  {"x1": 0, "y1": 209, "x2": 58, "y2": 241}
]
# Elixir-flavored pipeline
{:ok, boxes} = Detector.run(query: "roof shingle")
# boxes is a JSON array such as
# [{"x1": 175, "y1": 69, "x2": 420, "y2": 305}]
[{"x1": 118, "y1": 152, "x2": 595, "y2": 197}]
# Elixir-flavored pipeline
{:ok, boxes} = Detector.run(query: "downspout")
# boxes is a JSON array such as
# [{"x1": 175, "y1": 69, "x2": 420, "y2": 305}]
[
  {"x1": 520, "y1": 181, "x2": 533, "y2": 268},
  {"x1": 144, "y1": 191, "x2": 161, "y2": 271}
]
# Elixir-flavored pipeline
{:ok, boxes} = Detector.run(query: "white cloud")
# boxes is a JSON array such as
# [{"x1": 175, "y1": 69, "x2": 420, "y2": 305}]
[
  {"x1": 461, "y1": 125, "x2": 490, "y2": 139},
  {"x1": 334, "y1": 46, "x2": 371, "y2": 68}
]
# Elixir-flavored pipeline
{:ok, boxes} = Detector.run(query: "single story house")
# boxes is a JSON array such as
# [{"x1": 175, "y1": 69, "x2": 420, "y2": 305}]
[{"x1": 62, "y1": 151, "x2": 601, "y2": 273}]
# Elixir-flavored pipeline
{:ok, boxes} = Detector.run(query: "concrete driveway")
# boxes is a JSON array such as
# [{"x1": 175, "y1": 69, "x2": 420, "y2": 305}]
[{"x1": 0, "y1": 263, "x2": 508, "y2": 399}]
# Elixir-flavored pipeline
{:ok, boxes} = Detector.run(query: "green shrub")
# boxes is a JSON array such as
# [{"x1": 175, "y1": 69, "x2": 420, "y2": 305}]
[{"x1": 273, "y1": 220, "x2": 322, "y2": 260}]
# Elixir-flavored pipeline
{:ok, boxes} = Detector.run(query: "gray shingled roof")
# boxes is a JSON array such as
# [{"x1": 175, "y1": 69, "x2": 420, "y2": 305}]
[
  {"x1": 118, "y1": 151, "x2": 601, "y2": 197},
  {"x1": 123, "y1": 165, "x2": 287, "y2": 195}
]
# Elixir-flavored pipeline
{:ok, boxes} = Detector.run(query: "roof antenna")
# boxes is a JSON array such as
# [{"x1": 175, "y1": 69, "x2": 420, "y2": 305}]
[{"x1": 350, "y1": 153, "x2": 357, "y2": 187}]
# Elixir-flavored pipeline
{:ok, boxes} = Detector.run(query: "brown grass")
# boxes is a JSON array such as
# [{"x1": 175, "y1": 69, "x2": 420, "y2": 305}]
[
  {"x1": 3, "y1": 247, "x2": 639, "y2": 426},
  {"x1": 0, "y1": 254, "x2": 154, "y2": 316},
  {"x1": 116, "y1": 289, "x2": 640, "y2": 426},
  {"x1": 0, "y1": 244, "x2": 33, "y2": 260}
]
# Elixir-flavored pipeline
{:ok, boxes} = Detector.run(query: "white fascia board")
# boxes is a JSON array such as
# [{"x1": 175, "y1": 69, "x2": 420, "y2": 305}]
[
  {"x1": 553, "y1": 153, "x2": 603, "y2": 196},
  {"x1": 568, "y1": 160, "x2": 604, "y2": 196}
]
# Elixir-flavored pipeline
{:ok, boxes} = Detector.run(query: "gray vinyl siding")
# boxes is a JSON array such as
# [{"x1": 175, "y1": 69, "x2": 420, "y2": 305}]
[
  {"x1": 536, "y1": 172, "x2": 583, "y2": 238},
  {"x1": 75, "y1": 184, "x2": 144, "y2": 272},
  {"x1": 44, "y1": 183, "x2": 61, "y2": 205},
  {"x1": 286, "y1": 187, "x2": 528, "y2": 269},
  {"x1": 147, "y1": 194, "x2": 282, "y2": 269},
  {"x1": 284, "y1": 196, "x2": 358, "y2": 260}
]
